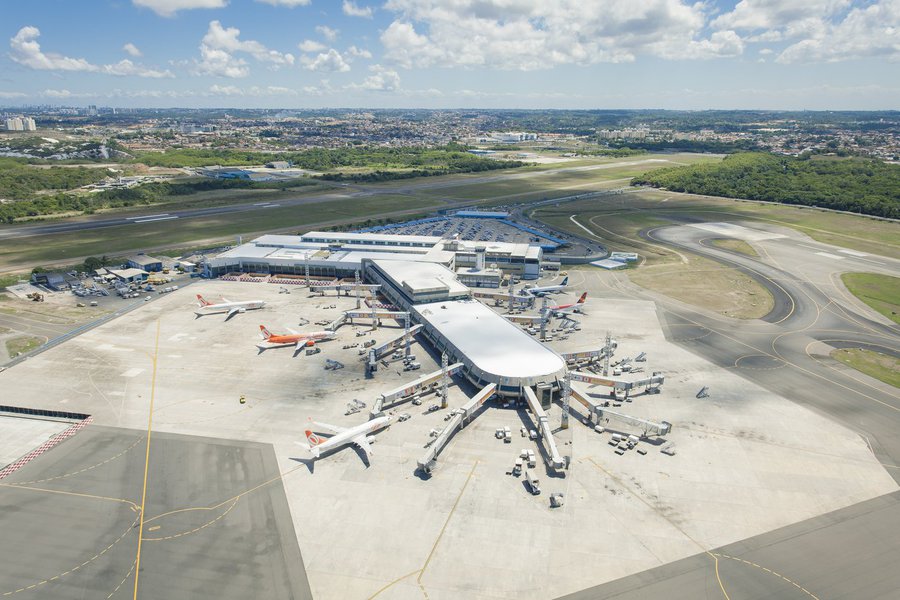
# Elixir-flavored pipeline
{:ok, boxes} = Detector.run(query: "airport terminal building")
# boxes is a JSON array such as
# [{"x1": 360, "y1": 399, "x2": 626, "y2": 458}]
[
  {"x1": 365, "y1": 258, "x2": 566, "y2": 395},
  {"x1": 206, "y1": 232, "x2": 544, "y2": 281}
]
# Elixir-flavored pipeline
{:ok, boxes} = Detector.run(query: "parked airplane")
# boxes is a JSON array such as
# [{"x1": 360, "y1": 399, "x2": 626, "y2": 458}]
[
  {"x1": 195, "y1": 294, "x2": 265, "y2": 319},
  {"x1": 296, "y1": 415, "x2": 392, "y2": 460},
  {"x1": 523, "y1": 276, "x2": 569, "y2": 297},
  {"x1": 549, "y1": 292, "x2": 588, "y2": 316},
  {"x1": 258, "y1": 325, "x2": 335, "y2": 354}
]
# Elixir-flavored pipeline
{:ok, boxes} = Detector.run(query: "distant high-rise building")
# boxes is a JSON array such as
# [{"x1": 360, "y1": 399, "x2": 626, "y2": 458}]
[{"x1": 4, "y1": 116, "x2": 35, "y2": 131}]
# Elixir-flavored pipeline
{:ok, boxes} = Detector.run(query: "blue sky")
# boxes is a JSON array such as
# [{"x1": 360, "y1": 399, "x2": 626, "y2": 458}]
[{"x1": 1, "y1": 0, "x2": 898, "y2": 109}]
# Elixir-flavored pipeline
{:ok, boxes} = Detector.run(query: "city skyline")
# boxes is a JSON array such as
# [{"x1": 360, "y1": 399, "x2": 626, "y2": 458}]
[{"x1": 1, "y1": 0, "x2": 899, "y2": 110}]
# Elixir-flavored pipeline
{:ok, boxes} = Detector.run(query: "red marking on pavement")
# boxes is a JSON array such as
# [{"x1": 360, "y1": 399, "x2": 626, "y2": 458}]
[{"x1": 0, "y1": 417, "x2": 93, "y2": 480}]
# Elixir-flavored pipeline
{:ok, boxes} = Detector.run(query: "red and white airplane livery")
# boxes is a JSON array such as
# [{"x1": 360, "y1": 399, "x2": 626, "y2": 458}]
[
  {"x1": 549, "y1": 292, "x2": 588, "y2": 316},
  {"x1": 258, "y1": 325, "x2": 335, "y2": 352},
  {"x1": 297, "y1": 415, "x2": 392, "y2": 461}
]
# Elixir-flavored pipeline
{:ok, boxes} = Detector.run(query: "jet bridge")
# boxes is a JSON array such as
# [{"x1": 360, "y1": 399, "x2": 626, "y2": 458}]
[
  {"x1": 561, "y1": 344, "x2": 617, "y2": 368},
  {"x1": 344, "y1": 309, "x2": 410, "y2": 326},
  {"x1": 371, "y1": 362, "x2": 465, "y2": 417},
  {"x1": 568, "y1": 370, "x2": 665, "y2": 399},
  {"x1": 372, "y1": 324, "x2": 424, "y2": 359},
  {"x1": 523, "y1": 386, "x2": 566, "y2": 470},
  {"x1": 569, "y1": 386, "x2": 671, "y2": 437},
  {"x1": 417, "y1": 383, "x2": 496, "y2": 475}
]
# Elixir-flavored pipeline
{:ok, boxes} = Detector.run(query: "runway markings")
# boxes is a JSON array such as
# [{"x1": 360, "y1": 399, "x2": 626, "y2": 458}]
[
  {"x1": 143, "y1": 497, "x2": 240, "y2": 542},
  {"x1": 132, "y1": 216, "x2": 178, "y2": 224},
  {"x1": 712, "y1": 553, "x2": 821, "y2": 600},
  {"x1": 417, "y1": 461, "x2": 478, "y2": 589},
  {"x1": 0, "y1": 514, "x2": 140, "y2": 597},
  {"x1": 125, "y1": 214, "x2": 168, "y2": 220},
  {"x1": 0, "y1": 417, "x2": 93, "y2": 481},
  {"x1": 4, "y1": 434, "x2": 144, "y2": 486},
  {"x1": 586, "y1": 458, "x2": 732, "y2": 600},
  {"x1": 106, "y1": 560, "x2": 136, "y2": 599},
  {"x1": 133, "y1": 319, "x2": 161, "y2": 600}
]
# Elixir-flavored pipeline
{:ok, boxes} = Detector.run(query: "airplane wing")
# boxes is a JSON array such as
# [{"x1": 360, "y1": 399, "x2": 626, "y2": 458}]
[
  {"x1": 352, "y1": 435, "x2": 373, "y2": 457},
  {"x1": 312, "y1": 421, "x2": 346, "y2": 434},
  {"x1": 222, "y1": 297, "x2": 231, "y2": 303},
  {"x1": 227, "y1": 307, "x2": 240, "y2": 318},
  {"x1": 287, "y1": 327, "x2": 299, "y2": 335}
]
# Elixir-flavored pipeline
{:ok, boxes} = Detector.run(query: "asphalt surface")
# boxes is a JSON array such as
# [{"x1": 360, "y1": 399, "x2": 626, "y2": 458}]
[
  {"x1": 0, "y1": 159, "x2": 674, "y2": 242},
  {"x1": 558, "y1": 223, "x2": 900, "y2": 599},
  {"x1": 0, "y1": 425, "x2": 310, "y2": 599},
  {"x1": 561, "y1": 490, "x2": 900, "y2": 600}
]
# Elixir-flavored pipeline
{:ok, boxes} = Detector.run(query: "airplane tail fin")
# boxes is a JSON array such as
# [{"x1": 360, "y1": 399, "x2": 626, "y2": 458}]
[
  {"x1": 561, "y1": 276, "x2": 569, "y2": 286},
  {"x1": 305, "y1": 429, "x2": 323, "y2": 447},
  {"x1": 577, "y1": 292, "x2": 588, "y2": 303},
  {"x1": 294, "y1": 440, "x2": 320, "y2": 457},
  {"x1": 259, "y1": 325, "x2": 272, "y2": 340},
  {"x1": 196, "y1": 294, "x2": 211, "y2": 307}
]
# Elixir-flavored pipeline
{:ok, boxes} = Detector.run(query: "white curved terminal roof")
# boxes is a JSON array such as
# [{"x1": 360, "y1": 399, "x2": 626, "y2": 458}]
[{"x1": 413, "y1": 300, "x2": 566, "y2": 387}]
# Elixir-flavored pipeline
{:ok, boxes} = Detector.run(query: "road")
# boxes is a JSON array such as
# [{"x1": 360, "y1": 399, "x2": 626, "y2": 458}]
[{"x1": 559, "y1": 220, "x2": 900, "y2": 599}]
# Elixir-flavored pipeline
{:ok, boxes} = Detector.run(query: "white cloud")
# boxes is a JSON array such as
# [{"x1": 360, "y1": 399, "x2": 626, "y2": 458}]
[
  {"x1": 343, "y1": 0, "x2": 373, "y2": 18},
  {"x1": 298, "y1": 39, "x2": 326, "y2": 52},
  {"x1": 132, "y1": 0, "x2": 227, "y2": 18},
  {"x1": 103, "y1": 59, "x2": 174, "y2": 78},
  {"x1": 194, "y1": 20, "x2": 294, "y2": 77},
  {"x1": 207, "y1": 84, "x2": 300, "y2": 96},
  {"x1": 10, "y1": 26, "x2": 98, "y2": 72},
  {"x1": 123, "y1": 42, "x2": 143, "y2": 57},
  {"x1": 776, "y1": 0, "x2": 900, "y2": 63},
  {"x1": 0, "y1": 91, "x2": 26, "y2": 99},
  {"x1": 350, "y1": 64, "x2": 400, "y2": 91},
  {"x1": 255, "y1": 0, "x2": 311, "y2": 5},
  {"x1": 301, "y1": 48, "x2": 351, "y2": 72},
  {"x1": 9, "y1": 26, "x2": 173, "y2": 78},
  {"x1": 202, "y1": 21, "x2": 294, "y2": 65},
  {"x1": 316, "y1": 25, "x2": 339, "y2": 41},
  {"x1": 194, "y1": 45, "x2": 249, "y2": 77},
  {"x1": 712, "y1": 0, "x2": 849, "y2": 32},
  {"x1": 347, "y1": 45, "x2": 373, "y2": 59},
  {"x1": 380, "y1": 0, "x2": 742, "y2": 70}
]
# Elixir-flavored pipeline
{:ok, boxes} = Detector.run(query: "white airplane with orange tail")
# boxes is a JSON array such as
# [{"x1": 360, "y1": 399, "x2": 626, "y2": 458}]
[
  {"x1": 296, "y1": 415, "x2": 392, "y2": 460},
  {"x1": 195, "y1": 294, "x2": 265, "y2": 320},
  {"x1": 258, "y1": 325, "x2": 335, "y2": 355},
  {"x1": 549, "y1": 292, "x2": 588, "y2": 316}
]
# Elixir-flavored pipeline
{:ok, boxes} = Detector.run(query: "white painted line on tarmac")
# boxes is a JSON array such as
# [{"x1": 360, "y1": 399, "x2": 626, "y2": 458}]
[
  {"x1": 815, "y1": 252, "x2": 845, "y2": 260},
  {"x1": 127, "y1": 214, "x2": 169, "y2": 220},
  {"x1": 839, "y1": 249, "x2": 868, "y2": 257},
  {"x1": 133, "y1": 216, "x2": 179, "y2": 223}
]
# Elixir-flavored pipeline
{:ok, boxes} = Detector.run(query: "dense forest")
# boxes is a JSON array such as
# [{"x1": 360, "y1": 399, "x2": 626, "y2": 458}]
[
  {"x1": 632, "y1": 153, "x2": 900, "y2": 218},
  {"x1": 0, "y1": 159, "x2": 109, "y2": 200},
  {"x1": 133, "y1": 144, "x2": 522, "y2": 173},
  {"x1": 0, "y1": 177, "x2": 314, "y2": 223}
]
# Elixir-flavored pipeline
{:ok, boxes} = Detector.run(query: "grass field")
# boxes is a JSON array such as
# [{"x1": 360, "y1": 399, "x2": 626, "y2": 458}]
[
  {"x1": 708, "y1": 238, "x2": 759, "y2": 257},
  {"x1": 535, "y1": 187, "x2": 900, "y2": 260},
  {"x1": 831, "y1": 348, "x2": 900, "y2": 388},
  {"x1": 0, "y1": 194, "x2": 443, "y2": 270},
  {"x1": 840, "y1": 273, "x2": 900, "y2": 324},
  {"x1": 5, "y1": 335, "x2": 44, "y2": 357},
  {"x1": 417, "y1": 154, "x2": 720, "y2": 202}
]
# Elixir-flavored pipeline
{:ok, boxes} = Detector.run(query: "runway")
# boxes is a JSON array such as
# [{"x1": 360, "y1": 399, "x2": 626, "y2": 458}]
[{"x1": 0, "y1": 158, "x2": 678, "y2": 242}]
